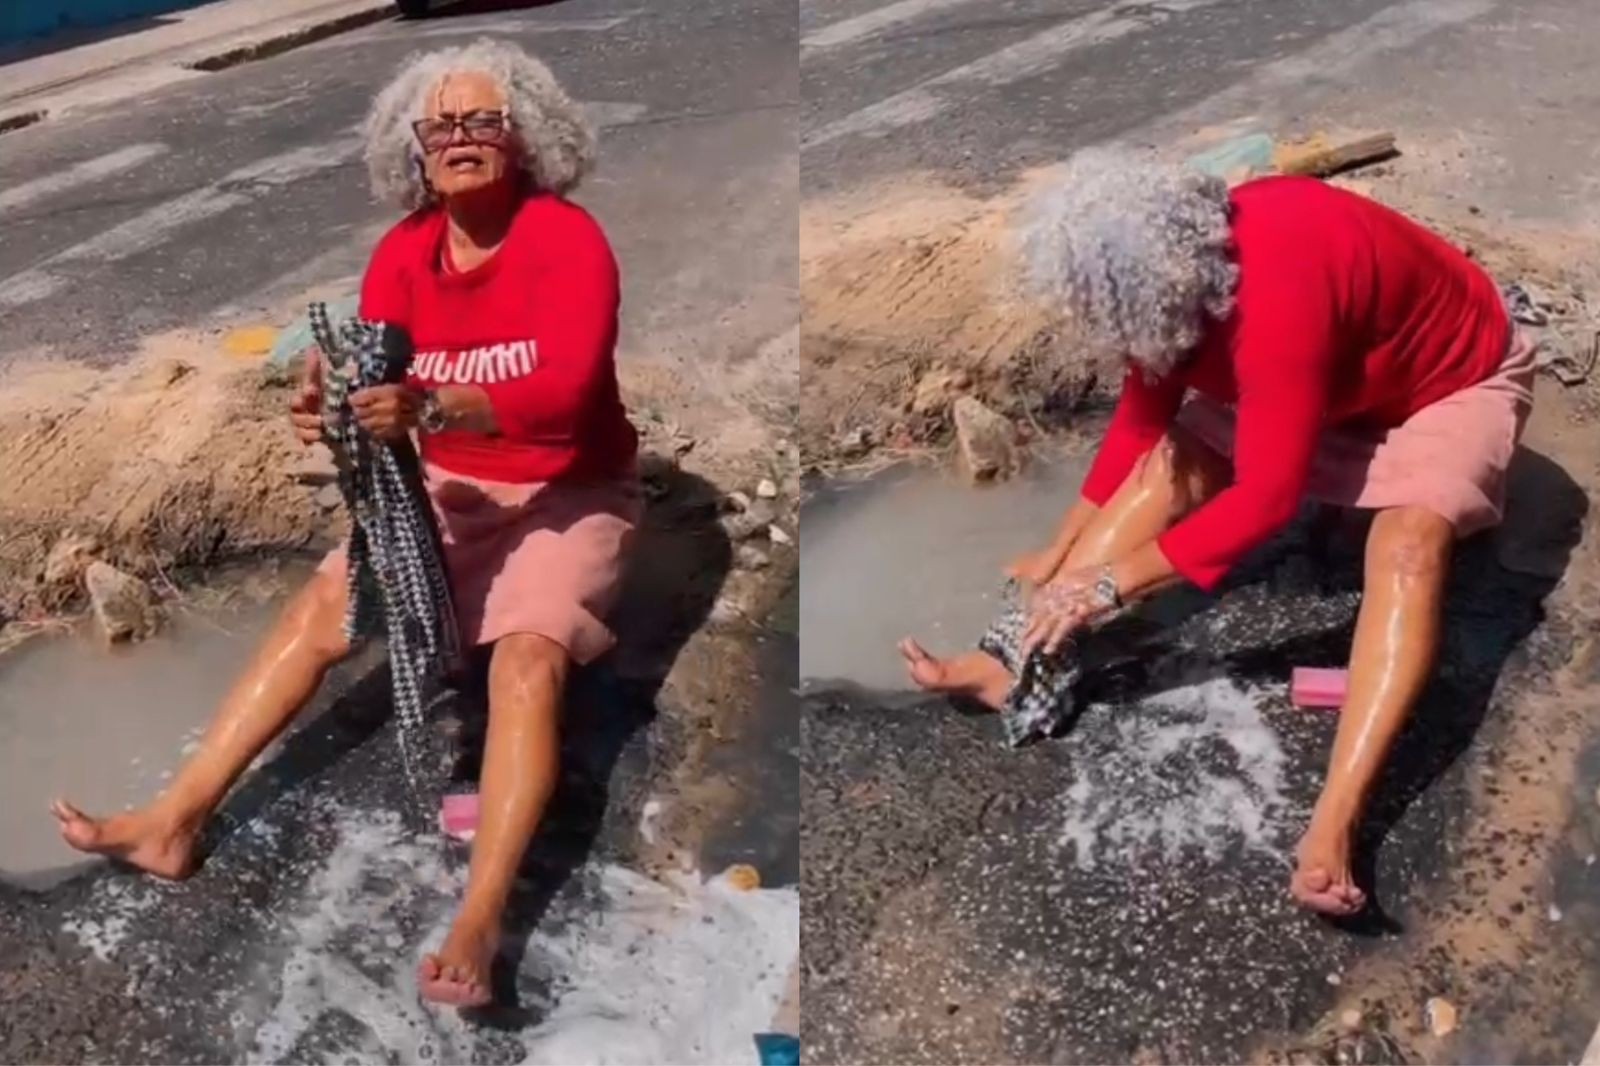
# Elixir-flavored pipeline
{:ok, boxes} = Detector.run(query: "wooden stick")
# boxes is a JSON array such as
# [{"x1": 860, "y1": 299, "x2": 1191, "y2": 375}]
[{"x1": 1273, "y1": 132, "x2": 1398, "y2": 177}]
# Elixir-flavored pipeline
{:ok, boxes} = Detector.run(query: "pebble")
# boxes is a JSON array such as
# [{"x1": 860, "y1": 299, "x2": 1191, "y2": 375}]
[
  {"x1": 315, "y1": 484, "x2": 344, "y2": 511},
  {"x1": 726, "y1": 490, "x2": 753, "y2": 513},
  {"x1": 1425, "y1": 996, "x2": 1458, "y2": 1037},
  {"x1": 1326, "y1": 972, "x2": 1342, "y2": 986},
  {"x1": 1339, "y1": 1008, "x2": 1364, "y2": 1032},
  {"x1": 756, "y1": 478, "x2": 779, "y2": 499},
  {"x1": 84, "y1": 561, "x2": 160, "y2": 643},
  {"x1": 1548, "y1": 904, "x2": 1563, "y2": 922},
  {"x1": 735, "y1": 545, "x2": 772, "y2": 571},
  {"x1": 768, "y1": 525, "x2": 794, "y2": 546}
]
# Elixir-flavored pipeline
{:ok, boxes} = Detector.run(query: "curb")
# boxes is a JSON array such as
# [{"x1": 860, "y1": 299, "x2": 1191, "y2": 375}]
[
  {"x1": 185, "y1": 4, "x2": 393, "y2": 73},
  {"x1": 0, "y1": 2, "x2": 393, "y2": 135}
]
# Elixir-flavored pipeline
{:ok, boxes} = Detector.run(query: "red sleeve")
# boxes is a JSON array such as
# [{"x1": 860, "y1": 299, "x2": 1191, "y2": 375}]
[
  {"x1": 358, "y1": 223, "x2": 414, "y2": 326},
  {"x1": 1156, "y1": 271, "x2": 1338, "y2": 591},
  {"x1": 487, "y1": 215, "x2": 620, "y2": 442},
  {"x1": 1080, "y1": 365, "x2": 1187, "y2": 505}
]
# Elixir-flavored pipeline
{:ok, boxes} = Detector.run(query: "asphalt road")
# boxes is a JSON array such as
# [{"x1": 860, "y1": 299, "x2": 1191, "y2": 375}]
[
  {"x1": 0, "y1": 0, "x2": 797, "y2": 368},
  {"x1": 0, "y1": 2, "x2": 799, "y2": 1063}
]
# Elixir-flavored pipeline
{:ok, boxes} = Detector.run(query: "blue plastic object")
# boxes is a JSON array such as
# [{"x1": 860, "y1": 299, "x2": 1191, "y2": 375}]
[
  {"x1": 1185, "y1": 132, "x2": 1273, "y2": 179},
  {"x1": 754, "y1": 1032, "x2": 800, "y2": 1065},
  {"x1": 267, "y1": 294, "x2": 360, "y2": 370}
]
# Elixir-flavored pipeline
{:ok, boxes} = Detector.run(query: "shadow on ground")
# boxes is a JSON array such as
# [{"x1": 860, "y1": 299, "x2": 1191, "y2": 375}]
[{"x1": 800, "y1": 446, "x2": 1586, "y2": 1064}]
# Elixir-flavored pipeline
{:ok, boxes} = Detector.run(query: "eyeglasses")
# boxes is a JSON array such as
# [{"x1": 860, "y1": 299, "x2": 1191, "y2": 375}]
[{"x1": 411, "y1": 110, "x2": 510, "y2": 152}]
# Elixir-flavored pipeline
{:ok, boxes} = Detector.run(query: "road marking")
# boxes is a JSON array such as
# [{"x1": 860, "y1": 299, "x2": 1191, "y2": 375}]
[
  {"x1": 0, "y1": 143, "x2": 167, "y2": 216},
  {"x1": 0, "y1": 134, "x2": 361, "y2": 309},
  {"x1": 803, "y1": 0, "x2": 1229, "y2": 149},
  {"x1": 393, "y1": 15, "x2": 633, "y2": 39},
  {"x1": 802, "y1": 0, "x2": 982, "y2": 53}
]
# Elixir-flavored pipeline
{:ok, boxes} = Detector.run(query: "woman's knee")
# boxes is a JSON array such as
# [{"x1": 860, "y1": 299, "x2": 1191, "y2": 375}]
[
  {"x1": 1134, "y1": 430, "x2": 1227, "y2": 512},
  {"x1": 1369, "y1": 507, "x2": 1453, "y2": 586},
  {"x1": 282, "y1": 570, "x2": 352, "y2": 663},
  {"x1": 490, "y1": 633, "x2": 570, "y2": 707}
]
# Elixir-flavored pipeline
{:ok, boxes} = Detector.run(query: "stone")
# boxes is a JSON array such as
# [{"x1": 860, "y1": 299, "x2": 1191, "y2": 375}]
[
  {"x1": 315, "y1": 484, "x2": 344, "y2": 511},
  {"x1": 768, "y1": 524, "x2": 794, "y2": 546},
  {"x1": 911, "y1": 366, "x2": 971, "y2": 415},
  {"x1": 722, "y1": 499, "x2": 778, "y2": 541},
  {"x1": 735, "y1": 545, "x2": 771, "y2": 571},
  {"x1": 84, "y1": 562, "x2": 160, "y2": 643},
  {"x1": 837, "y1": 427, "x2": 871, "y2": 457},
  {"x1": 756, "y1": 478, "x2": 779, "y2": 499},
  {"x1": 291, "y1": 449, "x2": 339, "y2": 486},
  {"x1": 725, "y1": 490, "x2": 753, "y2": 513},
  {"x1": 1339, "y1": 1009, "x2": 1364, "y2": 1032},
  {"x1": 952, "y1": 396, "x2": 1018, "y2": 481},
  {"x1": 42, "y1": 533, "x2": 100, "y2": 587},
  {"x1": 1425, "y1": 997, "x2": 1457, "y2": 1037}
]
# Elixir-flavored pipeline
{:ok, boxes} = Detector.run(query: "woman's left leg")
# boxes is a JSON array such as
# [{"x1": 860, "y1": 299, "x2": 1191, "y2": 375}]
[
  {"x1": 1291, "y1": 505, "x2": 1453, "y2": 916},
  {"x1": 419, "y1": 632, "x2": 568, "y2": 1007}
]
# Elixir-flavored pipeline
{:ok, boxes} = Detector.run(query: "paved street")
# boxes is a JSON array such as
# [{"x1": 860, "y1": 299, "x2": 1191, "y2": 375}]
[
  {"x1": 799, "y1": 0, "x2": 1600, "y2": 1062},
  {"x1": 0, "y1": 2, "x2": 799, "y2": 1063}
]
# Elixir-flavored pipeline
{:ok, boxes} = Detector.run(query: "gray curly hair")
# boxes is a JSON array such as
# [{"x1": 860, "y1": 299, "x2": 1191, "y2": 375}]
[
  {"x1": 1019, "y1": 146, "x2": 1239, "y2": 378},
  {"x1": 363, "y1": 38, "x2": 595, "y2": 212}
]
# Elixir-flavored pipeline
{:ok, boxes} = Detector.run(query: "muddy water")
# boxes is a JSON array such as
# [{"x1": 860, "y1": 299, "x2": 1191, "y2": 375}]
[
  {"x1": 0, "y1": 563, "x2": 312, "y2": 891},
  {"x1": 800, "y1": 448, "x2": 1093, "y2": 688}
]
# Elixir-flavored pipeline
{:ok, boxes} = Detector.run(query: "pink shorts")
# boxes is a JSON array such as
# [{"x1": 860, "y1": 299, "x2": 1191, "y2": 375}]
[
  {"x1": 1175, "y1": 328, "x2": 1537, "y2": 537},
  {"x1": 320, "y1": 464, "x2": 642, "y2": 664}
]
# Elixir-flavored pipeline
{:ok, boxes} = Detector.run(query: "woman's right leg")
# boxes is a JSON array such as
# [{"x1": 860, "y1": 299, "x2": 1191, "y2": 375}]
[
  {"x1": 901, "y1": 429, "x2": 1230, "y2": 706},
  {"x1": 52, "y1": 567, "x2": 353, "y2": 879}
]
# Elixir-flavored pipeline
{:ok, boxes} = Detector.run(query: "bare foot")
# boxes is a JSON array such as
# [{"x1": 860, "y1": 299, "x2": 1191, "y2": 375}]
[
  {"x1": 1291, "y1": 822, "x2": 1366, "y2": 917},
  {"x1": 897, "y1": 639, "x2": 1011, "y2": 710},
  {"x1": 51, "y1": 799, "x2": 200, "y2": 881},
  {"x1": 418, "y1": 915, "x2": 498, "y2": 1008}
]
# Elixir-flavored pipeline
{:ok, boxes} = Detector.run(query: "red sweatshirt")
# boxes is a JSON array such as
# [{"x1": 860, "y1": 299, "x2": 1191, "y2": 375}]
[
  {"x1": 358, "y1": 193, "x2": 638, "y2": 483},
  {"x1": 1079, "y1": 177, "x2": 1509, "y2": 591}
]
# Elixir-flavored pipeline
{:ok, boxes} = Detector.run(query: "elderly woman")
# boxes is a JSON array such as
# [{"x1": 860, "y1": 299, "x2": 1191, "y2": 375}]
[
  {"x1": 901, "y1": 148, "x2": 1534, "y2": 917},
  {"x1": 51, "y1": 40, "x2": 639, "y2": 1007}
]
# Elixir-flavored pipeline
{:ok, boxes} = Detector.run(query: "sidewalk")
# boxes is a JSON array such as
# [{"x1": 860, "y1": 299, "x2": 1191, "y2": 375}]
[{"x1": 0, "y1": 0, "x2": 392, "y2": 129}]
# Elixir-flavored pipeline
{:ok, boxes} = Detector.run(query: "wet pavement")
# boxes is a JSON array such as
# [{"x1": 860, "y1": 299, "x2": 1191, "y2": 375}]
[{"x1": 799, "y1": 442, "x2": 1600, "y2": 1063}]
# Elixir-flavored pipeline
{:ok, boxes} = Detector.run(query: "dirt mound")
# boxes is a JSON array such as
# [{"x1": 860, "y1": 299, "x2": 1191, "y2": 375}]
[
  {"x1": 800, "y1": 176, "x2": 1104, "y2": 471},
  {"x1": 0, "y1": 333, "x2": 323, "y2": 622}
]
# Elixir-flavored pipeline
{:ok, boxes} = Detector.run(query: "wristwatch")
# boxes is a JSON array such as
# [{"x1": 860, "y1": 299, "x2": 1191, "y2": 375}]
[
  {"x1": 418, "y1": 389, "x2": 448, "y2": 434},
  {"x1": 1093, "y1": 564, "x2": 1123, "y2": 611}
]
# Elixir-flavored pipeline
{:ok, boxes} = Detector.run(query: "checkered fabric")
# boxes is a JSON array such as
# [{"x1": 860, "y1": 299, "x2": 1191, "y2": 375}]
[
  {"x1": 309, "y1": 302, "x2": 461, "y2": 788},
  {"x1": 977, "y1": 580, "x2": 1084, "y2": 748}
]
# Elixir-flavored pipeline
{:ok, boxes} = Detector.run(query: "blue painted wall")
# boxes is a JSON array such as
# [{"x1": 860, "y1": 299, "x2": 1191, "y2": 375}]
[{"x1": 1, "y1": 0, "x2": 212, "y2": 46}]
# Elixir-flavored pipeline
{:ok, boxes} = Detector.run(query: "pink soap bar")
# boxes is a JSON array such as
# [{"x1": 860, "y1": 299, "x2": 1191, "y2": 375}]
[
  {"x1": 440, "y1": 793, "x2": 479, "y2": 841},
  {"x1": 1291, "y1": 667, "x2": 1348, "y2": 709}
]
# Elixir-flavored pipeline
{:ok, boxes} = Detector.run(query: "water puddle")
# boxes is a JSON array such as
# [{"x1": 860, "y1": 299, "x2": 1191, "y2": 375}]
[
  {"x1": 800, "y1": 448, "x2": 1094, "y2": 688},
  {"x1": 0, "y1": 561, "x2": 311, "y2": 891}
]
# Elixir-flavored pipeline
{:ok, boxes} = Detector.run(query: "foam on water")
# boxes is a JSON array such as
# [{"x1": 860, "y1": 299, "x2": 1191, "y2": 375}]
[
  {"x1": 1057, "y1": 672, "x2": 1295, "y2": 868},
  {"x1": 61, "y1": 876, "x2": 167, "y2": 962},
  {"x1": 248, "y1": 805, "x2": 798, "y2": 1065}
]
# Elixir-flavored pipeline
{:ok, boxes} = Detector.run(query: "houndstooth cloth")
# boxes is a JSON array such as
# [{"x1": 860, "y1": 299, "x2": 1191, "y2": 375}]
[
  {"x1": 310, "y1": 303, "x2": 461, "y2": 789},
  {"x1": 977, "y1": 580, "x2": 1085, "y2": 748}
]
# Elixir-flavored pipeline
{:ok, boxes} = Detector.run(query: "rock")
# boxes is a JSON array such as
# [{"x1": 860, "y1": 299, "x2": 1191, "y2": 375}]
[
  {"x1": 723, "y1": 864, "x2": 761, "y2": 891},
  {"x1": 291, "y1": 449, "x2": 339, "y2": 486},
  {"x1": 1549, "y1": 903, "x2": 1563, "y2": 922},
  {"x1": 756, "y1": 478, "x2": 779, "y2": 499},
  {"x1": 84, "y1": 562, "x2": 160, "y2": 643},
  {"x1": 1425, "y1": 997, "x2": 1457, "y2": 1038},
  {"x1": 768, "y1": 524, "x2": 794, "y2": 546},
  {"x1": 725, "y1": 490, "x2": 753, "y2": 513},
  {"x1": 911, "y1": 366, "x2": 971, "y2": 415},
  {"x1": 1326, "y1": 972, "x2": 1342, "y2": 986},
  {"x1": 735, "y1": 545, "x2": 771, "y2": 571},
  {"x1": 837, "y1": 427, "x2": 871, "y2": 457},
  {"x1": 1339, "y1": 1009, "x2": 1364, "y2": 1032},
  {"x1": 42, "y1": 533, "x2": 100, "y2": 587},
  {"x1": 722, "y1": 499, "x2": 778, "y2": 541},
  {"x1": 315, "y1": 484, "x2": 344, "y2": 511},
  {"x1": 952, "y1": 396, "x2": 1018, "y2": 481}
]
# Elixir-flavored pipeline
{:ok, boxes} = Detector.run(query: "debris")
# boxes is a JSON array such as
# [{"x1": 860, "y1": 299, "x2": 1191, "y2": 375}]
[
  {"x1": 439, "y1": 793, "x2": 479, "y2": 842},
  {"x1": 1549, "y1": 903, "x2": 1563, "y2": 922},
  {"x1": 222, "y1": 325, "x2": 278, "y2": 357},
  {"x1": 1504, "y1": 280, "x2": 1599, "y2": 386},
  {"x1": 1273, "y1": 131, "x2": 1398, "y2": 178},
  {"x1": 911, "y1": 366, "x2": 972, "y2": 415},
  {"x1": 837, "y1": 427, "x2": 872, "y2": 457},
  {"x1": 768, "y1": 525, "x2": 794, "y2": 546},
  {"x1": 722, "y1": 499, "x2": 778, "y2": 541},
  {"x1": 756, "y1": 478, "x2": 779, "y2": 499},
  {"x1": 1425, "y1": 996, "x2": 1458, "y2": 1038},
  {"x1": 290, "y1": 449, "x2": 339, "y2": 486},
  {"x1": 754, "y1": 1033, "x2": 800, "y2": 1066},
  {"x1": 1291, "y1": 667, "x2": 1348, "y2": 710},
  {"x1": 725, "y1": 490, "x2": 753, "y2": 513},
  {"x1": 952, "y1": 396, "x2": 1018, "y2": 482},
  {"x1": 42, "y1": 533, "x2": 99, "y2": 587},
  {"x1": 724, "y1": 864, "x2": 761, "y2": 891},
  {"x1": 735, "y1": 545, "x2": 772, "y2": 571},
  {"x1": 84, "y1": 561, "x2": 160, "y2": 643},
  {"x1": 1326, "y1": 972, "x2": 1343, "y2": 986},
  {"x1": 1185, "y1": 132, "x2": 1275, "y2": 182},
  {"x1": 267, "y1": 294, "x2": 358, "y2": 371},
  {"x1": 1339, "y1": 1009, "x2": 1364, "y2": 1032}
]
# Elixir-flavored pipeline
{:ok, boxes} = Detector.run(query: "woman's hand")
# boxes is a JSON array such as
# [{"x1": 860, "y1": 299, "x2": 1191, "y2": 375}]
[
  {"x1": 350, "y1": 384, "x2": 422, "y2": 442},
  {"x1": 288, "y1": 348, "x2": 324, "y2": 447},
  {"x1": 1020, "y1": 565, "x2": 1120, "y2": 659},
  {"x1": 1004, "y1": 544, "x2": 1067, "y2": 587}
]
